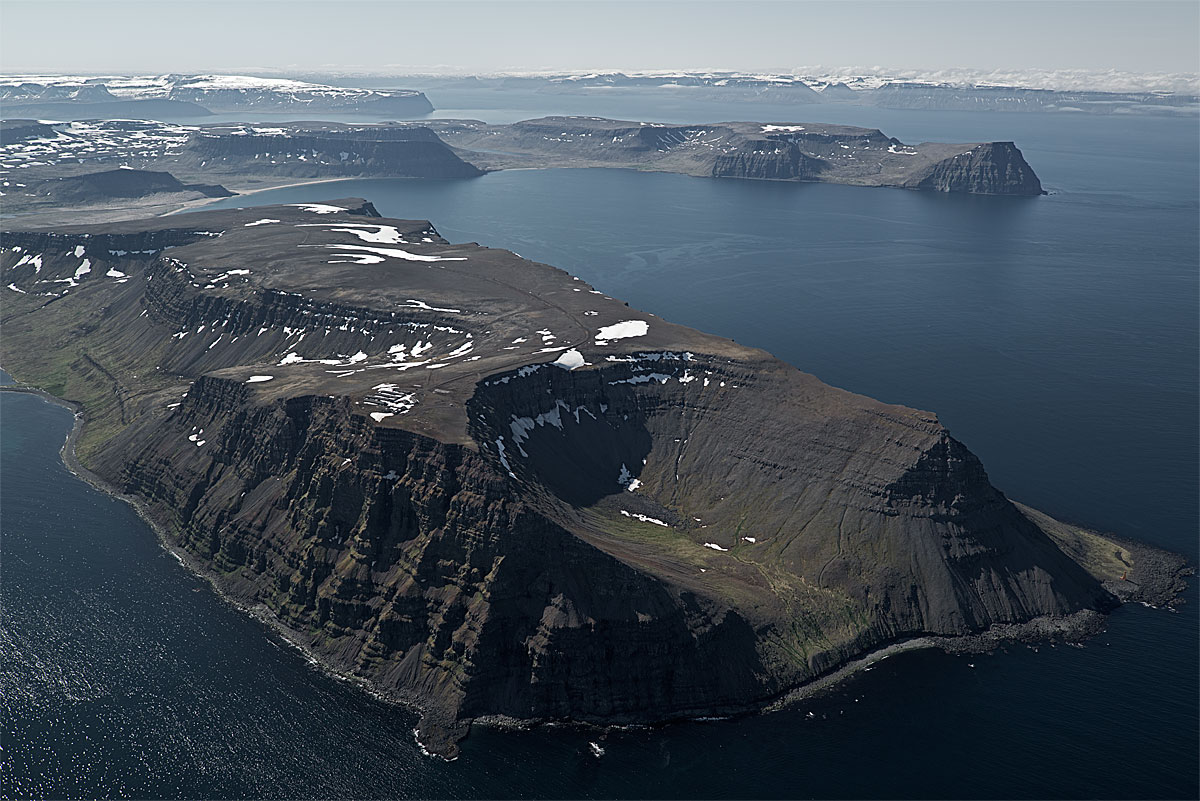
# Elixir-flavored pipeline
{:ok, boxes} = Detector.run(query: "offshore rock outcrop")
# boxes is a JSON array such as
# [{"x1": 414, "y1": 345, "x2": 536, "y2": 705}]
[{"x1": 0, "y1": 201, "x2": 1180, "y2": 757}]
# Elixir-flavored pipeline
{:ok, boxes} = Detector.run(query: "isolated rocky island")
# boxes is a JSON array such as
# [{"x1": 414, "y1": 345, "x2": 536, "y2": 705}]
[{"x1": 0, "y1": 200, "x2": 1188, "y2": 757}]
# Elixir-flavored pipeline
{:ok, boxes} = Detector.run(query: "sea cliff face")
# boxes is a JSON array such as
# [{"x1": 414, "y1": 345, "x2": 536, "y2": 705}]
[
  {"x1": 0, "y1": 201, "x2": 1152, "y2": 757},
  {"x1": 903, "y1": 142, "x2": 1044, "y2": 195},
  {"x1": 710, "y1": 139, "x2": 828, "y2": 180},
  {"x1": 175, "y1": 127, "x2": 483, "y2": 179}
]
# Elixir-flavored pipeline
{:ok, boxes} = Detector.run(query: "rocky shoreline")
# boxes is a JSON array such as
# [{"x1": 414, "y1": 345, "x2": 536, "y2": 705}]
[{"x1": 2, "y1": 381, "x2": 1192, "y2": 759}]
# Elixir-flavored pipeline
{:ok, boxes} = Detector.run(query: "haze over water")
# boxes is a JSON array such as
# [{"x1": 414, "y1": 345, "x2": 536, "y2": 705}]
[{"x1": 2, "y1": 99, "x2": 1196, "y2": 799}]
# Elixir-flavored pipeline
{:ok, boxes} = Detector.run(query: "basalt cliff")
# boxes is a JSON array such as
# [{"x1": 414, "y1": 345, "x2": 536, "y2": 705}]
[{"x1": 0, "y1": 201, "x2": 1177, "y2": 757}]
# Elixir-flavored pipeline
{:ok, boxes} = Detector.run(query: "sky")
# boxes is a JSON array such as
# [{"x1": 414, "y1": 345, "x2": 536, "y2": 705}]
[{"x1": 1, "y1": 0, "x2": 1197, "y2": 78}]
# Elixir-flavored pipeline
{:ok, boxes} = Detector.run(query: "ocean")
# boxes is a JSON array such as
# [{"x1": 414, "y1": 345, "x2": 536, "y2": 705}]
[{"x1": 2, "y1": 100, "x2": 1196, "y2": 799}]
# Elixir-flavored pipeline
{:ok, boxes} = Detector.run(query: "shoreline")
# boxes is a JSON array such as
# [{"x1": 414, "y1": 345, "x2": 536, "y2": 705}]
[
  {"x1": 0, "y1": 381, "x2": 441, "y2": 750},
  {"x1": 0, "y1": 380, "x2": 1189, "y2": 760},
  {"x1": 158, "y1": 176, "x2": 367, "y2": 216}
]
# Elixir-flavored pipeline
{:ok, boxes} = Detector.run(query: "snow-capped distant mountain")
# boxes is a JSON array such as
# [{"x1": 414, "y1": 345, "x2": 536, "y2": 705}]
[
  {"x1": 370, "y1": 68, "x2": 1196, "y2": 115},
  {"x1": 0, "y1": 74, "x2": 434, "y2": 116},
  {"x1": 377, "y1": 66, "x2": 1197, "y2": 96}
]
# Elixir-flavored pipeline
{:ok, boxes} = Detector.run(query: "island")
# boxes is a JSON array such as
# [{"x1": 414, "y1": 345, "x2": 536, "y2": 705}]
[{"x1": 1, "y1": 200, "x2": 1187, "y2": 757}]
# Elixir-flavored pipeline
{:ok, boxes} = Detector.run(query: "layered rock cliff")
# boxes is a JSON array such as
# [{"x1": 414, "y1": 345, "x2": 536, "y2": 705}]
[
  {"x1": 902, "y1": 142, "x2": 1044, "y2": 195},
  {"x1": 21, "y1": 168, "x2": 232, "y2": 204},
  {"x1": 0, "y1": 200, "x2": 1161, "y2": 757},
  {"x1": 172, "y1": 126, "x2": 483, "y2": 179}
]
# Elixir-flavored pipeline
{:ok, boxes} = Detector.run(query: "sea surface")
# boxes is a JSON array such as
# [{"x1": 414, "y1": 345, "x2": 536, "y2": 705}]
[{"x1": 2, "y1": 100, "x2": 1197, "y2": 799}]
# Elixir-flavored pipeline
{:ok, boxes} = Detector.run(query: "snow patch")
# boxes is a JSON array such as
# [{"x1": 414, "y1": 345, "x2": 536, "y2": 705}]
[
  {"x1": 595, "y1": 319, "x2": 649, "y2": 345},
  {"x1": 309, "y1": 243, "x2": 466, "y2": 263},
  {"x1": 288, "y1": 203, "x2": 345, "y2": 214},
  {"x1": 621, "y1": 510, "x2": 669, "y2": 527},
  {"x1": 550, "y1": 348, "x2": 587, "y2": 370}
]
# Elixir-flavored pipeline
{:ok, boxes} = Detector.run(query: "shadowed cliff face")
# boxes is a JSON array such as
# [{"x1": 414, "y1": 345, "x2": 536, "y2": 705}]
[
  {"x1": 711, "y1": 140, "x2": 829, "y2": 180},
  {"x1": 94, "y1": 378, "x2": 769, "y2": 752},
  {"x1": 466, "y1": 356, "x2": 1108, "y2": 637},
  {"x1": 0, "y1": 200, "x2": 1115, "y2": 756}
]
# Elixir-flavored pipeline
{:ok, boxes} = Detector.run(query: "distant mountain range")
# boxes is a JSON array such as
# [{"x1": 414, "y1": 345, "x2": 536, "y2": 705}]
[
  {"x1": 3, "y1": 70, "x2": 1194, "y2": 121},
  {"x1": 0, "y1": 74, "x2": 434, "y2": 120},
  {"x1": 328, "y1": 68, "x2": 1200, "y2": 115}
]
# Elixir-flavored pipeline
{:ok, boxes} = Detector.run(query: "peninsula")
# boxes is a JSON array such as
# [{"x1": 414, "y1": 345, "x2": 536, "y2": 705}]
[{"x1": 0, "y1": 200, "x2": 1186, "y2": 757}]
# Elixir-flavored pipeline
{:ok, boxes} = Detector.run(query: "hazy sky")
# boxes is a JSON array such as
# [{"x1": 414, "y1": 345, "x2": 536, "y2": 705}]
[{"x1": 1, "y1": 0, "x2": 1197, "y2": 76}]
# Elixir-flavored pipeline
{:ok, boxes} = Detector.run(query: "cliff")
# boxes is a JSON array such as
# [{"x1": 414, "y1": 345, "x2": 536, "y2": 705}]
[
  {"x1": 171, "y1": 126, "x2": 483, "y2": 179},
  {"x1": 23, "y1": 168, "x2": 232, "y2": 204},
  {"x1": 901, "y1": 141, "x2": 1044, "y2": 195},
  {"x1": 0, "y1": 201, "x2": 1176, "y2": 757}
]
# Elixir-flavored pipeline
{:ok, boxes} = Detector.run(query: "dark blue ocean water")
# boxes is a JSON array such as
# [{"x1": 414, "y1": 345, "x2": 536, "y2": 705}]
[{"x1": 2, "y1": 103, "x2": 1197, "y2": 799}]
